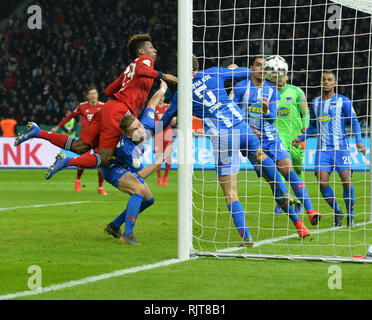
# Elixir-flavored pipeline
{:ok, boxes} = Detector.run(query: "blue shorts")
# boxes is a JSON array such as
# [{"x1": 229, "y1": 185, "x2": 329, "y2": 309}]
[
  {"x1": 210, "y1": 121, "x2": 260, "y2": 177},
  {"x1": 314, "y1": 149, "x2": 352, "y2": 175},
  {"x1": 248, "y1": 136, "x2": 290, "y2": 177},
  {"x1": 101, "y1": 165, "x2": 145, "y2": 189}
]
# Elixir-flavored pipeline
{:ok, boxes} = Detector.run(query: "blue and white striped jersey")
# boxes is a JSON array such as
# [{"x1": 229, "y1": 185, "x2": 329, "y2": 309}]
[
  {"x1": 301, "y1": 94, "x2": 362, "y2": 151},
  {"x1": 233, "y1": 78, "x2": 280, "y2": 142},
  {"x1": 156, "y1": 67, "x2": 252, "y2": 135}
]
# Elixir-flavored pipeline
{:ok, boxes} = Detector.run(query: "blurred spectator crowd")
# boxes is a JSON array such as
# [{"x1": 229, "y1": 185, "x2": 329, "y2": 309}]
[{"x1": 0, "y1": 0, "x2": 370, "y2": 131}]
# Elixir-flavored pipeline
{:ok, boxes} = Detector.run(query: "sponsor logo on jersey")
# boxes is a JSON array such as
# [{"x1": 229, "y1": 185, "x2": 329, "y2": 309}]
[
  {"x1": 142, "y1": 59, "x2": 151, "y2": 67},
  {"x1": 247, "y1": 104, "x2": 263, "y2": 117},
  {"x1": 277, "y1": 107, "x2": 289, "y2": 117},
  {"x1": 318, "y1": 113, "x2": 331, "y2": 123}
]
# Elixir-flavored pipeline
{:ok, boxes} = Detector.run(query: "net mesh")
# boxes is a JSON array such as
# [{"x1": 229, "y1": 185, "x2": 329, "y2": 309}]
[{"x1": 191, "y1": 0, "x2": 372, "y2": 262}]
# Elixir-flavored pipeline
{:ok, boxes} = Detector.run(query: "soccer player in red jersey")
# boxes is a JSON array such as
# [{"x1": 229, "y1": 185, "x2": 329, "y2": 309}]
[
  {"x1": 154, "y1": 94, "x2": 176, "y2": 186},
  {"x1": 51, "y1": 87, "x2": 108, "y2": 195},
  {"x1": 14, "y1": 33, "x2": 177, "y2": 179}
]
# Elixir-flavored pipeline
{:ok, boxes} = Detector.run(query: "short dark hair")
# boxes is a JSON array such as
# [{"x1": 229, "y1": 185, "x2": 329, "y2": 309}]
[
  {"x1": 250, "y1": 55, "x2": 264, "y2": 67},
  {"x1": 86, "y1": 87, "x2": 98, "y2": 95},
  {"x1": 323, "y1": 70, "x2": 337, "y2": 80},
  {"x1": 127, "y1": 33, "x2": 152, "y2": 59},
  {"x1": 192, "y1": 54, "x2": 199, "y2": 72},
  {"x1": 119, "y1": 114, "x2": 137, "y2": 134}
]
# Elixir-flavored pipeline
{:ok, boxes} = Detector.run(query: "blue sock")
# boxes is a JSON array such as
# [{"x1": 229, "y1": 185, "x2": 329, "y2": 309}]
[
  {"x1": 227, "y1": 201, "x2": 251, "y2": 240},
  {"x1": 320, "y1": 186, "x2": 342, "y2": 213},
  {"x1": 112, "y1": 197, "x2": 154, "y2": 229},
  {"x1": 343, "y1": 186, "x2": 355, "y2": 217},
  {"x1": 124, "y1": 193, "x2": 144, "y2": 234},
  {"x1": 261, "y1": 157, "x2": 289, "y2": 196},
  {"x1": 270, "y1": 187, "x2": 300, "y2": 223},
  {"x1": 285, "y1": 170, "x2": 313, "y2": 211}
]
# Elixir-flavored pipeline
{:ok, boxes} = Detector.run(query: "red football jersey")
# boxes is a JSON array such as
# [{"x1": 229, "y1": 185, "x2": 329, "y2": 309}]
[
  {"x1": 104, "y1": 55, "x2": 160, "y2": 116},
  {"x1": 57, "y1": 101, "x2": 104, "y2": 131},
  {"x1": 155, "y1": 103, "x2": 172, "y2": 134}
]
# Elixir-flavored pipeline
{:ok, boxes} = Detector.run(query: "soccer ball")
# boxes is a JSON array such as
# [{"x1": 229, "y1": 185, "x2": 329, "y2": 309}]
[{"x1": 263, "y1": 55, "x2": 288, "y2": 82}]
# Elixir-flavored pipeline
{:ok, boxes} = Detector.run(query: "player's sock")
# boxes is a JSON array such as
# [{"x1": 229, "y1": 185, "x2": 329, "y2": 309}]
[
  {"x1": 343, "y1": 185, "x2": 355, "y2": 217},
  {"x1": 67, "y1": 153, "x2": 101, "y2": 168},
  {"x1": 76, "y1": 168, "x2": 84, "y2": 180},
  {"x1": 157, "y1": 166, "x2": 162, "y2": 178},
  {"x1": 37, "y1": 130, "x2": 72, "y2": 149},
  {"x1": 98, "y1": 170, "x2": 104, "y2": 188},
  {"x1": 124, "y1": 194, "x2": 145, "y2": 234},
  {"x1": 164, "y1": 162, "x2": 171, "y2": 178},
  {"x1": 285, "y1": 170, "x2": 313, "y2": 211},
  {"x1": 113, "y1": 197, "x2": 154, "y2": 229},
  {"x1": 227, "y1": 201, "x2": 251, "y2": 240},
  {"x1": 261, "y1": 157, "x2": 290, "y2": 197},
  {"x1": 320, "y1": 185, "x2": 342, "y2": 213},
  {"x1": 270, "y1": 186, "x2": 300, "y2": 223}
]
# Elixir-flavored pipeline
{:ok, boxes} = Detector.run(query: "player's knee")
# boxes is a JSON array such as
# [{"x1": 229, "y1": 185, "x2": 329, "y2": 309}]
[
  {"x1": 319, "y1": 181, "x2": 329, "y2": 190},
  {"x1": 71, "y1": 139, "x2": 90, "y2": 155},
  {"x1": 133, "y1": 183, "x2": 146, "y2": 196}
]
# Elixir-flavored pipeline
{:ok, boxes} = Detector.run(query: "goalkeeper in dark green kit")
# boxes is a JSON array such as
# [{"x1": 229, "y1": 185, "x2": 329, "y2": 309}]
[{"x1": 274, "y1": 74, "x2": 310, "y2": 214}]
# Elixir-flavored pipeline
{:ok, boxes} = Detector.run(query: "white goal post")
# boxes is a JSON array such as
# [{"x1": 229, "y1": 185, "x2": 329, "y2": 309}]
[{"x1": 177, "y1": 0, "x2": 372, "y2": 263}]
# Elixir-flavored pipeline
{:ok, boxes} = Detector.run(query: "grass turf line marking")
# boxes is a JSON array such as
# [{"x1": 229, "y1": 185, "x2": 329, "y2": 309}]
[
  {"x1": 0, "y1": 258, "x2": 194, "y2": 300},
  {"x1": 1, "y1": 221, "x2": 370, "y2": 300},
  {"x1": 0, "y1": 201, "x2": 92, "y2": 212}
]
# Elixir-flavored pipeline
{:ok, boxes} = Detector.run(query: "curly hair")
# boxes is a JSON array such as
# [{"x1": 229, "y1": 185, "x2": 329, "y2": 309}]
[{"x1": 127, "y1": 33, "x2": 153, "y2": 59}]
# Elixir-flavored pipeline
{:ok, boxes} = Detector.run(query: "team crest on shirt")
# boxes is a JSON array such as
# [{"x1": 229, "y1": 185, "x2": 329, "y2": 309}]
[
  {"x1": 286, "y1": 97, "x2": 293, "y2": 103},
  {"x1": 132, "y1": 157, "x2": 141, "y2": 168},
  {"x1": 147, "y1": 110, "x2": 155, "y2": 119}
]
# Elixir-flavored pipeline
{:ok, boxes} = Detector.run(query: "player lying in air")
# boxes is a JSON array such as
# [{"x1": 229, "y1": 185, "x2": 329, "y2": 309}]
[
  {"x1": 156, "y1": 55, "x2": 310, "y2": 246},
  {"x1": 101, "y1": 81, "x2": 170, "y2": 245},
  {"x1": 14, "y1": 33, "x2": 177, "y2": 178}
]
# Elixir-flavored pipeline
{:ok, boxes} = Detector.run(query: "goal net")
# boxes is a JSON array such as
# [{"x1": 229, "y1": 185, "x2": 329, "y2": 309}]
[{"x1": 178, "y1": 0, "x2": 372, "y2": 263}]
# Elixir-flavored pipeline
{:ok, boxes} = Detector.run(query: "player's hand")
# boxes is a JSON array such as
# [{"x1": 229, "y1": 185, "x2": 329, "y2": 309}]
[
  {"x1": 250, "y1": 125, "x2": 261, "y2": 139},
  {"x1": 162, "y1": 74, "x2": 178, "y2": 84},
  {"x1": 159, "y1": 79, "x2": 168, "y2": 91},
  {"x1": 227, "y1": 64, "x2": 239, "y2": 69},
  {"x1": 261, "y1": 98, "x2": 269, "y2": 115},
  {"x1": 292, "y1": 138, "x2": 301, "y2": 148},
  {"x1": 51, "y1": 126, "x2": 59, "y2": 133},
  {"x1": 356, "y1": 142, "x2": 366, "y2": 156}
]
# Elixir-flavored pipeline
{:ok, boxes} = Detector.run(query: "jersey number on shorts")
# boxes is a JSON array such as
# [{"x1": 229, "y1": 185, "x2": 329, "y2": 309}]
[{"x1": 342, "y1": 156, "x2": 351, "y2": 165}]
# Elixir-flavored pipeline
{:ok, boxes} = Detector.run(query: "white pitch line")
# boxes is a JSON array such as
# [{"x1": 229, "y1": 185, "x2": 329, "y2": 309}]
[
  {"x1": 0, "y1": 201, "x2": 92, "y2": 212},
  {"x1": 1, "y1": 221, "x2": 370, "y2": 300},
  {"x1": 0, "y1": 258, "x2": 192, "y2": 300}
]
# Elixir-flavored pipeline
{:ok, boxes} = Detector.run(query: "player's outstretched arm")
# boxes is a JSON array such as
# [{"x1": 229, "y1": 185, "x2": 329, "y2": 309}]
[
  {"x1": 51, "y1": 109, "x2": 80, "y2": 133},
  {"x1": 147, "y1": 80, "x2": 168, "y2": 110}
]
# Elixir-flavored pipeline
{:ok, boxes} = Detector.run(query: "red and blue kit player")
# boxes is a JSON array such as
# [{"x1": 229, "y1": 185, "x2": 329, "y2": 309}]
[
  {"x1": 156, "y1": 56, "x2": 310, "y2": 245},
  {"x1": 154, "y1": 96, "x2": 176, "y2": 186},
  {"x1": 294, "y1": 71, "x2": 366, "y2": 227},
  {"x1": 15, "y1": 34, "x2": 177, "y2": 178},
  {"x1": 102, "y1": 84, "x2": 169, "y2": 245},
  {"x1": 51, "y1": 87, "x2": 107, "y2": 195},
  {"x1": 233, "y1": 56, "x2": 320, "y2": 229}
]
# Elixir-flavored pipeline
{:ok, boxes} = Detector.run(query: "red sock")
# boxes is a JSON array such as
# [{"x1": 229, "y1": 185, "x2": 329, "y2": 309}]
[
  {"x1": 98, "y1": 170, "x2": 104, "y2": 187},
  {"x1": 164, "y1": 162, "x2": 171, "y2": 177},
  {"x1": 76, "y1": 168, "x2": 84, "y2": 180},
  {"x1": 37, "y1": 130, "x2": 70, "y2": 148},
  {"x1": 68, "y1": 153, "x2": 98, "y2": 168},
  {"x1": 157, "y1": 166, "x2": 162, "y2": 178}
]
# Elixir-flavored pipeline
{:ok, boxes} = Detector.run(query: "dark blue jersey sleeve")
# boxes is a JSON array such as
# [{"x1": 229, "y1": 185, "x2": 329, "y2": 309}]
[{"x1": 140, "y1": 109, "x2": 155, "y2": 133}]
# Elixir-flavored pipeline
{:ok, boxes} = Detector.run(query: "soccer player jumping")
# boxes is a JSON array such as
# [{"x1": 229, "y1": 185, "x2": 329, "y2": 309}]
[
  {"x1": 15, "y1": 34, "x2": 177, "y2": 177},
  {"x1": 293, "y1": 71, "x2": 366, "y2": 227}
]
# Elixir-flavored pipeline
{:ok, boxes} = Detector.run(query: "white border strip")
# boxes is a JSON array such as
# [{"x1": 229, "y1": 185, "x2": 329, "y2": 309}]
[{"x1": 0, "y1": 201, "x2": 92, "y2": 212}]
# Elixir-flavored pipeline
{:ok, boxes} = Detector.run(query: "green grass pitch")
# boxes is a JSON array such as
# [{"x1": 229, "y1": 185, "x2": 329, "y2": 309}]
[{"x1": 0, "y1": 169, "x2": 372, "y2": 300}]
